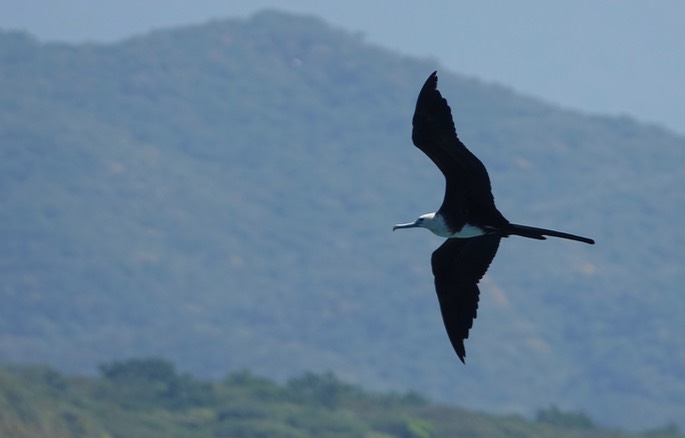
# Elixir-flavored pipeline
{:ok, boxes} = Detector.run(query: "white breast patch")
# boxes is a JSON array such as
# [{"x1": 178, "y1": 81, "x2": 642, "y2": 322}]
[{"x1": 449, "y1": 223, "x2": 486, "y2": 238}]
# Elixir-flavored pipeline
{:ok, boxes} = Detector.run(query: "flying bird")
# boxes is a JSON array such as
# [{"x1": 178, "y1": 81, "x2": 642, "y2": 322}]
[{"x1": 393, "y1": 71, "x2": 594, "y2": 363}]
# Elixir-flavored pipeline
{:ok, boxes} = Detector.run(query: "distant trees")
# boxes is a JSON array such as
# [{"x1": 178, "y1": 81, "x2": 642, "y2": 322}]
[
  {"x1": 285, "y1": 371, "x2": 362, "y2": 408},
  {"x1": 98, "y1": 357, "x2": 215, "y2": 409},
  {"x1": 99, "y1": 357, "x2": 177, "y2": 382},
  {"x1": 535, "y1": 404, "x2": 595, "y2": 430},
  {"x1": 1, "y1": 361, "x2": 683, "y2": 437}
]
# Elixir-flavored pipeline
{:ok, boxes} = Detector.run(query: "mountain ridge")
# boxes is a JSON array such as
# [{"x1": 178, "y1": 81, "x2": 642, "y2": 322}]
[{"x1": 1, "y1": 10, "x2": 683, "y2": 430}]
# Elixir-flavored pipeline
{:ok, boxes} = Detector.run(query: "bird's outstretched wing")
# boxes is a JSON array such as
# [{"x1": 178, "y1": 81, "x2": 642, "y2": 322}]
[
  {"x1": 412, "y1": 71, "x2": 505, "y2": 229},
  {"x1": 431, "y1": 235, "x2": 501, "y2": 363},
  {"x1": 411, "y1": 71, "x2": 464, "y2": 177}
]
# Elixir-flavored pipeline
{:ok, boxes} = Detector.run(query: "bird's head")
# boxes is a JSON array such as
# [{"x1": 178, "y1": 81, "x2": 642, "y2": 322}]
[{"x1": 393, "y1": 212, "x2": 437, "y2": 231}]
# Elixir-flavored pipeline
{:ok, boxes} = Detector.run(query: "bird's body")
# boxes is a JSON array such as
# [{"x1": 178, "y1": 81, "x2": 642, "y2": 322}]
[
  {"x1": 399, "y1": 212, "x2": 488, "y2": 239},
  {"x1": 394, "y1": 71, "x2": 594, "y2": 363}
]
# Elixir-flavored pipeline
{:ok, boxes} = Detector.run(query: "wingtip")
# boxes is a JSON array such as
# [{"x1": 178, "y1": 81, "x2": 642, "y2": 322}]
[
  {"x1": 456, "y1": 341, "x2": 466, "y2": 364},
  {"x1": 427, "y1": 70, "x2": 438, "y2": 87},
  {"x1": 416, "y1": 71, "x2": 440, "y2": 106}
]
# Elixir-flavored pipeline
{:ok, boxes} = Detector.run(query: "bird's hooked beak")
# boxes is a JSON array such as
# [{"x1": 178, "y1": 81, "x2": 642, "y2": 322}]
[{"x1": 393, "y1": 220, "x2": 419, "y2": 231}]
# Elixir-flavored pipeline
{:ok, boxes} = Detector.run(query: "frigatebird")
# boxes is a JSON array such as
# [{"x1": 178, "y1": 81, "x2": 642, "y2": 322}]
[{"x1": 393, "y1": 71, "x2": 594, "y2": 363}]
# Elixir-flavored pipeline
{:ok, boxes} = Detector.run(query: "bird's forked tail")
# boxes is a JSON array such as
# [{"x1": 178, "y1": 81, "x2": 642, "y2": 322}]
[{"x1": 504, "y1": 223, "x2": 595, "y2": 245}]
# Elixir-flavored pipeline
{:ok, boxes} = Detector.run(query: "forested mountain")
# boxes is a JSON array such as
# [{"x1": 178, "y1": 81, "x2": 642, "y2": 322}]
[
  {"x1": 1, "y1": 359, "x2": 681, "y2": 438},
  {"x1": 1, "y1": 10, "x2": 684, "y2": 431}
]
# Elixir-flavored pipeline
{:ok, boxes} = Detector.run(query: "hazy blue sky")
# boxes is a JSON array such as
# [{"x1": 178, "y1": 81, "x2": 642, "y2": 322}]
[{"x1": 2, "y1": 1, "x2": 683, "y2": 135}]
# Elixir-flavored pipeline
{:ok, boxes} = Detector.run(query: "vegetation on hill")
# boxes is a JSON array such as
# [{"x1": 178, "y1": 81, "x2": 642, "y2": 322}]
[
  {"x1": 1, "y1": 10, "x2": 684, "y2": 431},
  {"x1": 0, "y1": 359, "x2": 681, "y2": 438}
]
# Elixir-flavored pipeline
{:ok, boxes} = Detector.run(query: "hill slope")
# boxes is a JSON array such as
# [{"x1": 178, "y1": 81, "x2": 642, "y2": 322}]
[
  {"x1": 4, "y1": 360, "x2": 676, "y2": 438},
  {"x1": 1, "y1": 10, "x2": 684, "y2": 430}
]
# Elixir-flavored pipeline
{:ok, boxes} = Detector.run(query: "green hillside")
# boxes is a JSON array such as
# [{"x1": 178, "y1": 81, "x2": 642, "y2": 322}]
[
  {"x1": 0, "y1": 359, "x2": 680, "y2": 438},
  {"x1": 1, "y1": 10, "x2": 684, "y2": 431}
]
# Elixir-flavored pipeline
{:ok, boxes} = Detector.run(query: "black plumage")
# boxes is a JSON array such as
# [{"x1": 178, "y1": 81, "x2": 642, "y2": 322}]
[
  {"x1": 431, "y1": 236, "x2": 501, "y2": 362},
  {"x1": 395, "y1": 71, "x2": 595, "y2": 363},
  {"x1": 412, "y1": 72, "x2": 508, "y2": 234}
]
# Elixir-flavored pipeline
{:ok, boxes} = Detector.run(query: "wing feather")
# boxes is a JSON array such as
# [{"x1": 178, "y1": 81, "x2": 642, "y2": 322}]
[
  {"x1": 412, "y1": 71, "x2": 506, "y2": 229},
  {"x1": 431, "y1": 235, "x2": 501, "y2": 363}
]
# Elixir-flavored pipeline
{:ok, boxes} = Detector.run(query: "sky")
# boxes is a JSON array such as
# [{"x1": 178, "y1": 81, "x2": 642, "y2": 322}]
[{"x1": 1, "y1": 1, "x2": 683, "y2": 136}]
